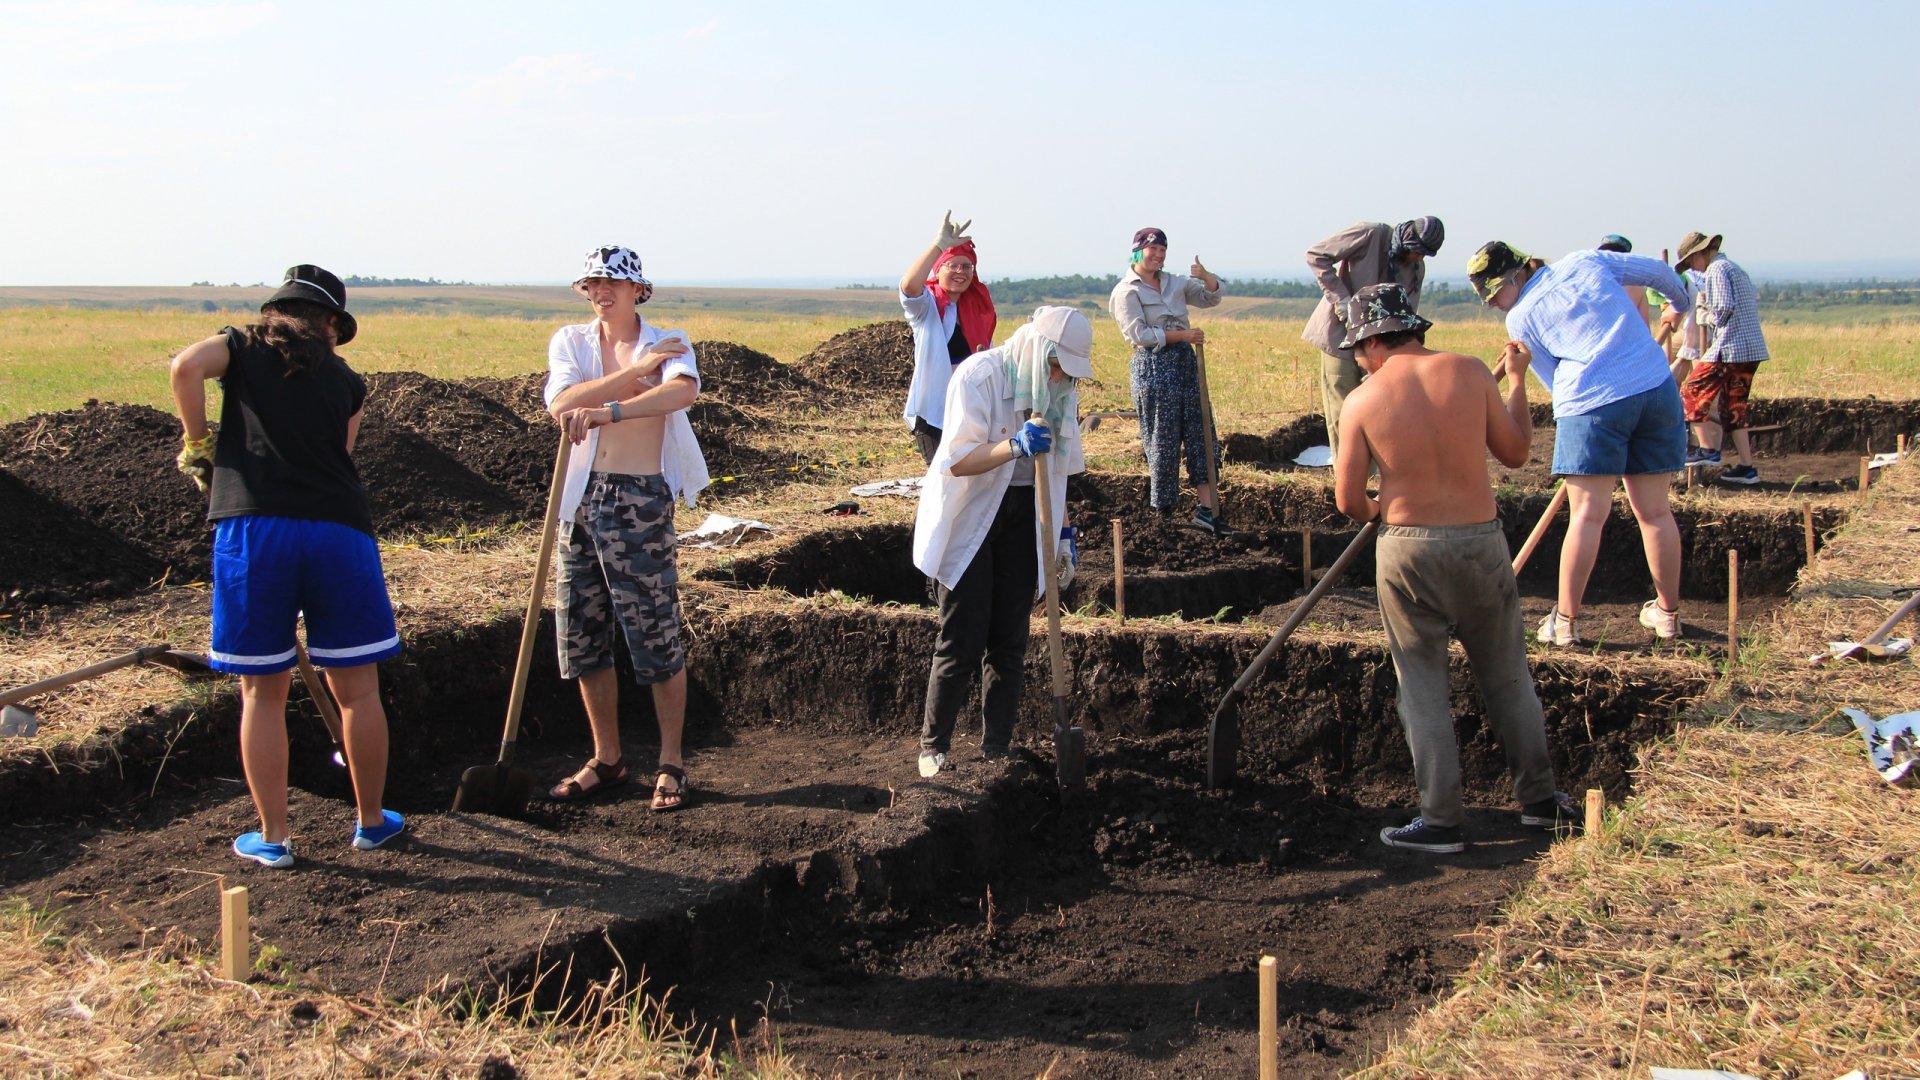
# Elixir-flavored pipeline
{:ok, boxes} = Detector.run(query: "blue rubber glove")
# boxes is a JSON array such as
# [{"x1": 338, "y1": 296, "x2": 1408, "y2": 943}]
[
  {"x1": 1009, "y1": 419, "x2": 1053, "y2": 458},
  {"x1": 1056, "y1": 526, "x2": 1079, "y2": 589}
]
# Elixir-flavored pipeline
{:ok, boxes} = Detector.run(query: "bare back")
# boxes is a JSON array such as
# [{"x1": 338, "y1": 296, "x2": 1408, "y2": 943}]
[{"x1": 1342, "y1": 349, "x2": 1502, "y2": 526}]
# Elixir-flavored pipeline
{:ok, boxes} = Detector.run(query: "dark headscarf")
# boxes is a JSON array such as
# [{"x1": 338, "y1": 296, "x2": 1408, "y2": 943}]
[{"x1": 1389, "y1": 217, "x2": 1445, "y2": 261}]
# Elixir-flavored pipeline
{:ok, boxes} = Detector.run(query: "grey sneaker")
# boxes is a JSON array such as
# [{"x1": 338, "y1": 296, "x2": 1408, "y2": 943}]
[
  {"x1": 1684, "y1": 447, "x2": 1721, "y2": 466},
  {"x1": 1379, "y1": 818, "x2": 1465, "y2": 853},
  {"x1": 1638, "y1": 600, "x2": 1681, "y2": 640},
  {"x1": 917, "y1": 751, "x2": 946, "y2": 778},
  {"x1": 1536, "y1": 609, "x2": 1581, "y2": 647}
]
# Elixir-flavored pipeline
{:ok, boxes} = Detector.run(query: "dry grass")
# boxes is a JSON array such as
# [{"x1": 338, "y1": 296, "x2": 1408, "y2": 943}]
[
  {"x1": 1356, "y1": 724, "x2": 1920, "y2": 1078},
  {"x1": 0, "y1": 898, "x2": 804, "y2": 1078}
]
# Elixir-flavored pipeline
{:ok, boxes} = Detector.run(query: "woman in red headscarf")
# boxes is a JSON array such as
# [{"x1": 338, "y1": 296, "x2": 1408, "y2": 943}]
[{"x1": 900, "y1": 211, "x2": 997, "y2": 464}]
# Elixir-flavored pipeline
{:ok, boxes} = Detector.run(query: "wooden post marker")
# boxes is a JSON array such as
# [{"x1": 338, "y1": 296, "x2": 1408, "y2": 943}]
[
  {"x1": 1585, "y1": 789, "x2": 1603, "y2": 836},
  {"x1": 1861, "y1": 456, "x2": 1872, "y2": 501},
  {"x1": 1901, "y1": 433, "x2": 1909, "y2": 458},
  {"x1": 1685, "y1": 464, "x2": 1695, "y2": 493},
  {"x1": 1111, "y1": 518, "x2": 1126, "y2": 624},
  {"x1": 1258, "y1": 954, "x2": 1279, "y2": 1080},
  {"x1": 220, "y1": 884, "x2": 250, "y2": 982},
  {"x1": 1300, "y1": 528, "x2": 1313, "y2": 590},
  {"x1": 1803, "y1": 503, "x2": 1816, "y2": 566},
  {"x1": 1727, "y1": 549, "x2": 1740, "y2": 664}
]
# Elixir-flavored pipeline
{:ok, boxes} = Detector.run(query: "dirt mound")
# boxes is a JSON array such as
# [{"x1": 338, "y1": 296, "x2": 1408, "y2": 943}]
[
  {"x1": 692, "y1": 340, "x2": 824, "y2": 408},
  {"x1": 793, "y1": 320, "x2": 914, "y2": 397},
  {"x1": 0, "y1": 403, "x2": 213, "y2": 593},
  {"x1": 356, "y1": 372, "x2": 550, "y2": 532},
  {"x1": 458, "y1": 372, "x2": 550, "y2": 424},
  {"x1": 0, "y1": 470, "x2": 167, "y2": 607}
]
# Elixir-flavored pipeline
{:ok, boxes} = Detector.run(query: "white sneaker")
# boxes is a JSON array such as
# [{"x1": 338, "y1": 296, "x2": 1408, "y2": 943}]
[
  {"x1": 1638, "y1": 600, "x2": 1681, "y2": 640},
  {"x1": 1536, "y1": 610, "x2": 1581, "y2": 647},
  {"x1": 917, "y1": 751, "x2": 946, "y2": 778}
]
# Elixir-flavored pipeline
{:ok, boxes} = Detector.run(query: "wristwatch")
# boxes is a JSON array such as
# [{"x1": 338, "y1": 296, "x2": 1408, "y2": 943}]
[{"x1": 604, "y1": 400, "x2": 623, "y2": 423}]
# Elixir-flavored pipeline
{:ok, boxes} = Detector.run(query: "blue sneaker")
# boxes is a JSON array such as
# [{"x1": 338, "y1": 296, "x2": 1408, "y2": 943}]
[
  {"x1": 233, "y1": 832, "x2": 293, "y2": 868},
  {"x1": 1684, "y1": 447, "x2": 1721, "y2": 466},
  {"x1": 352, "y1": 810, "x2": 405, "y2": 851},
  {"x1": 1378, "y1": 817, "x2": 1465, "y2": 853}
]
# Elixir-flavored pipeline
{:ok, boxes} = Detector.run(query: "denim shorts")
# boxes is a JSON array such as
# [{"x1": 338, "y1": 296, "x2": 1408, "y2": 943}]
[{"x1": 1552, "y1": 382, "x2": 1686, "y2": 476}]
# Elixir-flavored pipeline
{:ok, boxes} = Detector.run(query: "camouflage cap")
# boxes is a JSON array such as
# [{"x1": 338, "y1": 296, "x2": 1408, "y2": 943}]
[
  {"x1": 1467, "y1": 240, "x2": 1531, "y2": 303},
  {"x1": 1339, "y1": 283, "x2": 1433, "y2": 350}
]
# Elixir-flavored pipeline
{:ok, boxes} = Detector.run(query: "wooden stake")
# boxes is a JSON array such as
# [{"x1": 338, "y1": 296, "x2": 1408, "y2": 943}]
[
  {"x1": 1860, "y1": 456, "x2": 1872, "y2": 502},
  {"x1": 1901, "y1": 433, "x2": 1909, "y2": 458},
  {"x1": 1803, "y1": 503, "x2": 1815, "y2": 567},
  {"x1": 1300, "y1": 528, "x2": 1313, "y2": 590},
  {"x1": 1259, "y1": 955, "x2": 1279, "y2": 1080},
  {"x1": 220, "y1": 885, "x2": 249, "y2": 982},
  {"x1": 1727, "y1": 549, "x2": 1740, "y2": 664},
  {"x1": 1585, "y1": 789, "x2": 1604, "y2": 836},
  {"x1": 1111, "y1": 518, "x2": 1126, "y2": 624},
  {"x1": 1685, "y1": 464, "x2": 1695, "y2": 493}
]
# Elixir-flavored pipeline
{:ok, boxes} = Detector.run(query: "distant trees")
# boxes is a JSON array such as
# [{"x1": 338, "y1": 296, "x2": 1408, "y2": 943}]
[
  {"x1": 1755, "y1": 280, "x2": 1919, "y2": 309},
  {"x1": 341, "y1": 275, "x2": 473, "y2": 287}
]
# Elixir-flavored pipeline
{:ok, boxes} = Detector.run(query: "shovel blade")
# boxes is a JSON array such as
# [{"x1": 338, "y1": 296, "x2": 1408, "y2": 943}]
[
  {"x1": 1206, "y1": 701, "x2": 1240, "y2": 790},
  {"x1": 1054, "y1": 723, "x2": 1086, "y2": 797},
  {"x1": 451, "y1": 762, "x2": 535, "y2": 816},
  {"x1": 1, "y1": 704, "x2": 38, "y2": 738}
]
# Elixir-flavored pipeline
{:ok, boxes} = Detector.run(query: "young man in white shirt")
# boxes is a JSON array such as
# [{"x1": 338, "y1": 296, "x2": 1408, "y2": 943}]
[{"x1": 543, "y1": 245, "x2": 709, "y2": 812}]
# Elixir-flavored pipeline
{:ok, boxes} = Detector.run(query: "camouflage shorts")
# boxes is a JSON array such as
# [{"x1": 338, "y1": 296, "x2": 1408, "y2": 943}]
[{"x1": 556, "y1": 472, "x2": 685, "y2": 684}]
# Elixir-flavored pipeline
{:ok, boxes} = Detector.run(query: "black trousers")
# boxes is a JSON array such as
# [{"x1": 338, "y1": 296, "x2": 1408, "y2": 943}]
[{"x1": 921, "y1": 485, "x2": 1036, "y2": 755}]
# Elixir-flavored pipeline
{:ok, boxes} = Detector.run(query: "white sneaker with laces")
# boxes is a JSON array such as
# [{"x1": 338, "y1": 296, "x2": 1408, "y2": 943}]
[
  {"x1": 917, "y1": 751, "x2": 946, "y2": 778},
  {"x1": 1638, "y1": 600, "x2": 1681, "y2": 640},
  {"x1": 1535, "y1": 609, "x2": 1581, "y2": 647}
]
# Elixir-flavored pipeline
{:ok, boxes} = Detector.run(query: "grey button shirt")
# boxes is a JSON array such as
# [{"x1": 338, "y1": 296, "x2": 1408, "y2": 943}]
[
  {"x1": 1302, "y1": 221, "x2": 1425, "y2": 360},
  {"x1": 1108, "y1": 268, "x2": 1222, "y2": 350}
]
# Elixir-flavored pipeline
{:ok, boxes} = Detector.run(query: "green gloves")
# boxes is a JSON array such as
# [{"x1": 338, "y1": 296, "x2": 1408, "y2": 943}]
[{"x1": 177, "y1": 433, "x2": 215, "y2": 492}]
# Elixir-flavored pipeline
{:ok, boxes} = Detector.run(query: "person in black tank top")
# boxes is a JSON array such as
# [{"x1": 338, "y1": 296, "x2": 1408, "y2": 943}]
[{"x1": 169, "y1": 264, "x2": 404, "y2": 869}]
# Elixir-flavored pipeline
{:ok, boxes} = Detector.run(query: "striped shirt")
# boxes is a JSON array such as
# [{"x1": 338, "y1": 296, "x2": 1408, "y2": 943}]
[
  {"x1": 1699, "y1": 254, "x2": 1769, "y2": 364},
  {"x1": 1506, "y1": 250, "x2": 1694, "y2": 418}
]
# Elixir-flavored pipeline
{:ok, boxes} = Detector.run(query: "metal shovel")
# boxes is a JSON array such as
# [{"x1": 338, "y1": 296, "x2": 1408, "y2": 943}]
[
  {"x1": 452, "y1": 432, "x2": 572, "y2": 816},
  {"x1": 1032, "y1": 436, "x2": 1086, "y2": 796},
  {"x1": 1206, "y1": 521, "x2": 1378, "y2": 789}
]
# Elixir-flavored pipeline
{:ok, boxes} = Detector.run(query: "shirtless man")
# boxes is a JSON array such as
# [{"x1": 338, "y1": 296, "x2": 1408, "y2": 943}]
[
  {"x1": 543, "y1": 245, "x2": 709, "y2": 811},
  {"x1": 1333, "y1": 283, "x2": 1572, "y2": 853}
]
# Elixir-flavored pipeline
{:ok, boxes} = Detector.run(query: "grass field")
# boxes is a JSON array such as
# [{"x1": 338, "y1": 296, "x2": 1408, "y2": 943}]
[{"x1": 1, "y1": 294, "x2": 1916, "y2": 428}]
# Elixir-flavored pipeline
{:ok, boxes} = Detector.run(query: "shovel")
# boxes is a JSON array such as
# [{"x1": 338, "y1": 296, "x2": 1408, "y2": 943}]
[
  {"x1": 452, "y1": 432, "x2": 572, "y2": 815},
  {"x1": 1194, "y1": 340, "x2": 1222, "y2": 518},
  {"x1": 1032, "y1": 433, "x2": 1086, "y2": 796},
  {"x1": 1206, "y1": 521, "x2": 1378, "y2": 789},
  {"x1": 293, "y1": 641, "x2": 348, "y2": 769}
]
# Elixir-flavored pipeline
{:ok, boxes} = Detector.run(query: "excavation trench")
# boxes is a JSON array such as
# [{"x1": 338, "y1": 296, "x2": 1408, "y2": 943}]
[{"x1": 4, "y1": 572, "x2": 1703, "y2": 1076}]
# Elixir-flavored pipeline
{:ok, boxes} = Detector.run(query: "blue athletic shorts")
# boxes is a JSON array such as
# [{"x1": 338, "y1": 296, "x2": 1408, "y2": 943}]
[
  {"x1": 209, "y1": 516, "x2": 402, "y2": 675},
  {"x1": 1552, "y1": 382, "x2": 1687, "y2": 476}
]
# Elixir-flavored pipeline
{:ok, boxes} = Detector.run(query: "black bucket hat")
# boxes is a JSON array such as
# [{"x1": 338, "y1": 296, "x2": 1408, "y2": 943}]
[
  {"x1": 263, "y1": 264, "x2": 357, "y2": 345},
  {"x1": 1339, "y1": 283, "x2": 1433, "y2": 350}
]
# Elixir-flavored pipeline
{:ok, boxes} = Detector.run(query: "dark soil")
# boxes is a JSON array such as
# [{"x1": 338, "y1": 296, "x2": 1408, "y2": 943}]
[
  {"x1": 692, "y1": 340, "x2": 826, "y2": 408},
  {"x1": 793, "y1": 320, "x2": 914, "y2": 397}
]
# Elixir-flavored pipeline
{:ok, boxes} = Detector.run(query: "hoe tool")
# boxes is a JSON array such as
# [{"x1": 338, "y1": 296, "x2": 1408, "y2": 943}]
[
  {"x1": 293, "y1": 641, "x2": 348, "y2": 769},
  {"x1": 452, "y1": 433, "x2": 572, "y2": 816},
  {"x1": 1510, "y1": 481, "x2": 1567, "y2": 578},
  {"x1": 1206, "y1": 521, "x2": 1378, "y2": 789},
  {"x1": 1032, "y1": 434, "x2": 1086, "y2": 796},
  {"x1": 1, "y1": 645, "x2": 216, "y2": 737}
]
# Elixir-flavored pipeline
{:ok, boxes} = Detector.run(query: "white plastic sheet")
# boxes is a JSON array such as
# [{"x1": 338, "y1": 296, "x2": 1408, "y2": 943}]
[
  {"x1": 849, "y1": 477, "x2": 924, "y2": 498},
  {"x1": 676, "y1": 513, "x2": 773, "y2": 549},
  {"x1": 1293, "y1": 445, "x2": 1334, "y2": 468},
  {"x1": 1840, "y1": 707, "x2": 1920, "y2": 786}
]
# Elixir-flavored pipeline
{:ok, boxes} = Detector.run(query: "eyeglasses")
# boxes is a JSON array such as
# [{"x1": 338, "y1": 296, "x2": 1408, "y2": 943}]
[{"x1": 943, "y1": 261, "x2": 975, "y2": 273}]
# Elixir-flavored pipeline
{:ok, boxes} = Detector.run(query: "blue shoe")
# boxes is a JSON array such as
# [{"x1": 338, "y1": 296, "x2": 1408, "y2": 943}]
[
  {"x1": 352, "y1": 810, "x2": 405, "y2": 851},
  {"x1": 1684, "y1": 447, "x2": 1721, "y2": 466},
  {"x1": 233, "y1": 832, "x2": 293, "y2": 868},
  {"x1": 1717, "y1": 464, "x2": 1760, "y2": 486},
  {"x1": 1378, "y1": 817, "x2": 1465, "y2": 853}
]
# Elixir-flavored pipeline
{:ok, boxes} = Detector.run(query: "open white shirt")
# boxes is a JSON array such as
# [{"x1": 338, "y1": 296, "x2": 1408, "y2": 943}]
[
  {"x1": 543, "y1": 319, "x2": 711, "y2": 522},
  {"x1": 912, "y1": 351, "x2": 1083, "y2": 592},
  {"x1": 900, "y1": 288, "x2": 963, "y2": 429}
]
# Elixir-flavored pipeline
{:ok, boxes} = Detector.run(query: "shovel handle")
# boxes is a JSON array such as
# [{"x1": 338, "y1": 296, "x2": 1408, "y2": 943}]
[
  {"x1": 0, "y1": 645, "x2": 172, "y2": 707},
  {"x1": 294, "y1": 642, "x2": 346, "y2": 747},
  {"x1": 1511, "y1": 481, "x2": 1568, "y2": 578},
  {"x1": 1033, "y1": 435, "x2": 1069, "y2": 701},
  {"x1": 498, "y1": 432, "x2": 574, "y2": 764},
  {"x1": 1215, "y1": 521, "x2": 1378, "y2": 719},
  {"x1": 1194, "y1": 341, "x2": 1221, "y2": 498}
]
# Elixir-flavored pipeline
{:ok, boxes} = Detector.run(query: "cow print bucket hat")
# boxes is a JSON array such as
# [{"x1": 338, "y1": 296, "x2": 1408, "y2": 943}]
[{"x1": 573, "y1": 245, "x2": 654, "y2": 304}]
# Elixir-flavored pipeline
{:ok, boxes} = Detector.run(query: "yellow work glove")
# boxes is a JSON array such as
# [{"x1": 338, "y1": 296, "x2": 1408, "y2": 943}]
[{"x1": 176, "y1": 433, "x2": 215, "y2": 492}]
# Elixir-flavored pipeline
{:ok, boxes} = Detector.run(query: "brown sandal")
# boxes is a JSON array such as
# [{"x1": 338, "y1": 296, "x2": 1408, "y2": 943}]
[
  {"x1": 651, "y1": 764, "x2": 691, "y2": 813},
  {"x1": 548, "y1": 757, "x2": 628, "y2": 802}
]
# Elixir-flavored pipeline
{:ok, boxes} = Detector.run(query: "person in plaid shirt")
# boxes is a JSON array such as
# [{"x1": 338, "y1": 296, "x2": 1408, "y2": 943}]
[{"x1": 1675, "y1": 232, "x2": 1770, "y2": 485}]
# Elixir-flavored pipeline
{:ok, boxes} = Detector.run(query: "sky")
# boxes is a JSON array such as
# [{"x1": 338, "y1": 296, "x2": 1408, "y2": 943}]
[{"x1": 2, "y1": 0, "x2": 1915, "y2": 287}]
